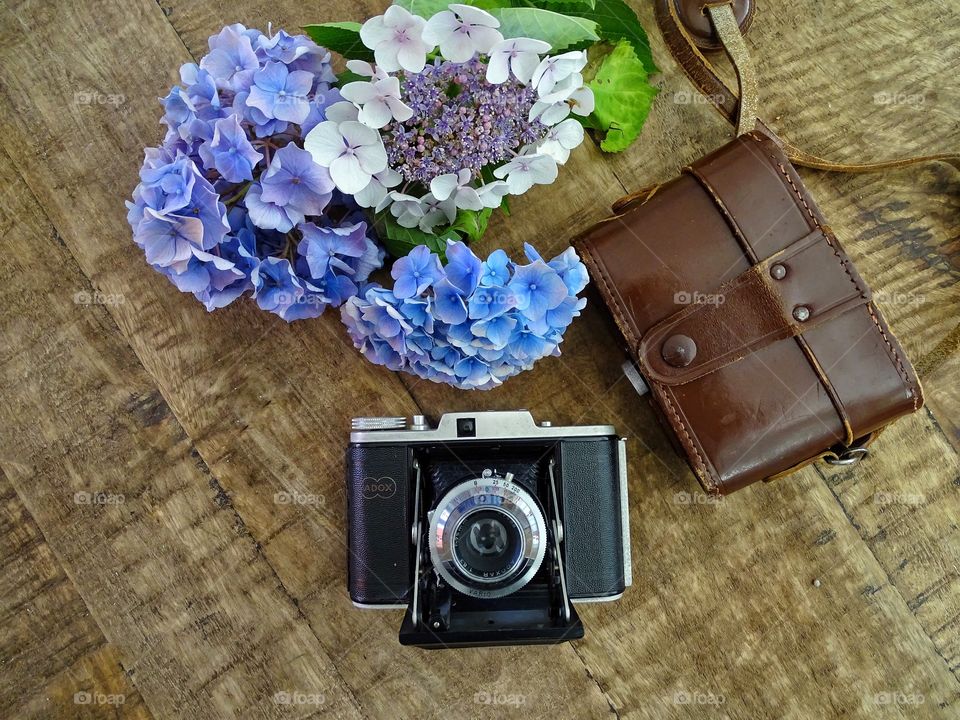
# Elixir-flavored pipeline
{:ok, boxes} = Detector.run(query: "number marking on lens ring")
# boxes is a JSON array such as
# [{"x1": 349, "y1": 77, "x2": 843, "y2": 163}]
[{"x1": 429, "y1": 478, "x2": 546, "y2": 599}]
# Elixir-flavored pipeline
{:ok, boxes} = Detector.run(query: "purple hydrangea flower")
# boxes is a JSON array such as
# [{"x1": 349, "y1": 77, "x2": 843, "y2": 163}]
[
  {"x1": 252, "y1": 256, "x2": 315, "y2": 320},
  {"x1": 135, "y1": 214, "x2": 204, "y2": 269},
  {"x1": 260, "y1": 29, "x2": 337, "y2": 81},
  {"x1": 201, "y1": 25, "x2": 260, "y2": 92},
  {"x1": 381, "y1": 56, "x2": 547, "y2": 185},
  {"x1": 298, "y1": 221, "x2": 367, "y2": 277}
]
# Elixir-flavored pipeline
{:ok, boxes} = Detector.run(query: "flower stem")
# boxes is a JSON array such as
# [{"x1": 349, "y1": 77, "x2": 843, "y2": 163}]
[{"x1": 222, "y1": 181, "x2": 251, "y2": 207}]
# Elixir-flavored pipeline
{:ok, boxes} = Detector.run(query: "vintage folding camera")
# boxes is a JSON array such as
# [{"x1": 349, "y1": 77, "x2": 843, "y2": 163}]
[{"x1": 346, "y1": 411, "x2": 631, "y2": 648}]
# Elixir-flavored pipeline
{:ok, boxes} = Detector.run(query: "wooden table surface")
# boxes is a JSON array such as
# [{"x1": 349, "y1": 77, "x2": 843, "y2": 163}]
[{"x1": 0, "y1": 0, "x2": 958, "y2": 718}]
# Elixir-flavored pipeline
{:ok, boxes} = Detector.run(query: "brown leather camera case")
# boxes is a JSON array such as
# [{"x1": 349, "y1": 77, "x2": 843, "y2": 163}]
[{"x1": 574, "y1": 129, "x2": 923, "y2": 493}]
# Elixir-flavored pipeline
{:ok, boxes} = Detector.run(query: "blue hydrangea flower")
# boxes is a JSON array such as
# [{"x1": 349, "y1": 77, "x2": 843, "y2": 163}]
[
  {"x1": 302, "y1": 87, "x2": 343, "y2": 136},
  {"x1": 198, "y1": 115, "x2": 263, "y2": 182},
  {"x1": 138, "y1": 154, "x2": 200, "y2": 215},
  {"x1": 471, "y1": 313, "x2": 517, "y2": 349},
  {"x1": 480, "y1": 249, "x2": 511, "y2": 286},
  {"x1": 391, "y1": 244, "x2": 444, "y2": 299},
  {"x1": 468, "y1": 284, "x2": 513, "y2": 320},
  {"x1": 444, "y1": 240, "x2": 482, "y2": 294},
  {"x1": 525, "y1": 242, "x2": 589, "y2": 295},
  {"x1": 247, "y1": 61, "x2": 313, "y2": 124},
  {"x1": 128, "y1": 24, "x2": 383, "y2": 322},
  {"x1": 432, "y1": 278, "x2": 469, "y2": 324},
  {"x1": 339, "y1": 243, "x2": 590, "y2": 390},
  {"x1": 507, "y1": 260, "x2": 568, "y2": 320},
  {"x1": 399, "y1": 296, "x2": 435, "y2": 333},
  {"x1": 243, "y1": 182, "x2": 298, "y2": 233},
  {"x1": 259, "y1": 144, "x2": 334, "y2": 219}
]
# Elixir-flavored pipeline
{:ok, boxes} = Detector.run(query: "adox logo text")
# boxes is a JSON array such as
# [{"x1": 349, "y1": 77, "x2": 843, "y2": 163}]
[{"x1": 362, "y1": 476, "x2": 397, "y2": 500}]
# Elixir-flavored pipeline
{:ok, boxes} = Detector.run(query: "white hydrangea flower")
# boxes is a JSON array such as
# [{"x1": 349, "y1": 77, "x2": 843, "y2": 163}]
[
  {"x1": 340, "y1": 76, "x2": 413, "y2": 129},
  {"x1": 324, "y1": 100, "x2": 360, "y2": 123},
  {"x1": 430, "y1": 169, "x2": 484, "y2": 211},
  {"x1": 354, "y1": 168, "x2": 403, "y2": 209},
  {"x1": 532, "y1": 50, "x2": 588, "y2": 96},
  {"x1": 389, "y1": 192, "x2": 426, "y2": 228},
  {"x1": 477, "y1": 180, "x2": 511, "y2": 208},
  {"x1": 486, "y1": 37, "x2": 552, "y2": 85},
  {"x1": 344, "y1": 59, "x2": 389, "y2": 81},
  {"x1": 530, "y1": 118, "x2": 584, "y2": 164},
  {"x1": 569, "y1": 85, "x2": 595, "y2": 116},
  {"x1": 359, "y1": 5, "x2": 432, "y2": 73},
  {"x1": 423, "y1": 4, "x2": 503, "y2": 63},
  {"x1": 493, "y1": 153, "x2": 559, "y2": 195},
  {"x1": 417, "y1": 192, "x2": 458, "y2": 232},
  {"x1": 303, "y1": 120, "x2": 387, "y2": 194},
  {"x1": 529, "y1": 72, "x2": 586, "y2": 125}
]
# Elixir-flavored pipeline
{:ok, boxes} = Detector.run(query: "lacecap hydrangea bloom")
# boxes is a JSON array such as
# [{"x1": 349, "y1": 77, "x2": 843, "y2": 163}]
[
  {"x1": 341, "y1": 241, "x2": 589, "y2": 389},
  {"x1": 126, "y1": 24, "x2": 385, "y2": 320},
  {"x1": 304, "y1": 4, "x2": 592, "y2": 235}
]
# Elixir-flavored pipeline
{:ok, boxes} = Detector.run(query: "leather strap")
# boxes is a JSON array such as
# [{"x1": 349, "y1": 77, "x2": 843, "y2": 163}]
[
  {"x1": 654, "y1": 0, "x2": 960, "y2": 172},
  {"x1": 638, "y1": 228, "x2": 872, "y2": 386},
  {"x1": 703, "y1": 2, "x2": 758, "y2": 137}
]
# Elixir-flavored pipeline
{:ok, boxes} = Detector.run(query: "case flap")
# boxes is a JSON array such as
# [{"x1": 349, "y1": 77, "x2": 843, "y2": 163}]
[
  {"x1": 574, "y1": 129, "x2": 922, "y2": 493},
  {"x1": 638, "y1": 228, "x2": 872, "y2": 385}
]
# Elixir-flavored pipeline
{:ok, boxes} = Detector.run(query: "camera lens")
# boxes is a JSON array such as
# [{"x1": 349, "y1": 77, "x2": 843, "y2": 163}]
[
  {"x1": 453, "y1": 509, "x2": 524, "y2": 581},
  {"x1": 429, "y1": 476, "x2": 546, "y2": 599}
]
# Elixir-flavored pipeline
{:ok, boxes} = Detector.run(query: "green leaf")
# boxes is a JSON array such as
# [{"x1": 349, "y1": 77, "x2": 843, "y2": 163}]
[
  {"x1": 374, "y1": 211, "x2": 460, "y2": 260},
  {"x1": 489, "y1": 8, "x2": 599, "y2": 50},
  {"x1": 449, "y1": 207, "x2": 494, "y2": 243},
  {"x1": 394, "y1": 0, "x2": 509, "y2": 16},
  {"x1": 548, "y1": 0, "x2": 657, "y2": 74},
  {"x1": 302, "y1": 22, "x2": 374, "y2": 62},
  {"x1": 586, "y1": 40, "x2": 658, "y2": 152},
  {"x1": 335, "y1": 69, "x2": 368, "y2": 87},
  {"x1": 510, "y1": 0, "x2": 595, "y2": 10}
]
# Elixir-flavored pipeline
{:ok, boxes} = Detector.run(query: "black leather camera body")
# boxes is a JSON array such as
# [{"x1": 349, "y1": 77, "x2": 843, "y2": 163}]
[{"x1": 346, "y1": 411, "x2": 631, "y2": 648}]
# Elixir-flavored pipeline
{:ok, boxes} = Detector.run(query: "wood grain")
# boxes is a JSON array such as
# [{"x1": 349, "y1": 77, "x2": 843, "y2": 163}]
[
  {"x1": 0, "y1": 146, "x2": 364, "y2": 718},
  {"x1": 0, "y1": 0, "x2": 958, "y2": 717},
  {"x1": 0, "y1": 468, "x2": 152, "y2": 719}
]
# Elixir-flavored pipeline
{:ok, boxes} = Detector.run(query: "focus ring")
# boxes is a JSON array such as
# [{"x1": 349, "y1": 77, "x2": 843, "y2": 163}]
[{"x1": 428, "y1": 477, "x2": 546, "y2": 599}]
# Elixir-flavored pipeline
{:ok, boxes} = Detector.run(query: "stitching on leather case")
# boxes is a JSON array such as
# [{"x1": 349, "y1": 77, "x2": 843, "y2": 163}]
[
  {"x1": 685, "y1": 165, "x2": 757, "y2": 263},
  {"x1": 580, "y1": 232, "x2": 716, "y2": 485},
  {"x1": 583, "y1": 238, "x2": 641, "y2": 348},
  {"x1": 656, "y1": 382, "x2": 714, "y2": 488},
  {"x1": 767, "y1": 152, "x2": 917, "y2": 398}
]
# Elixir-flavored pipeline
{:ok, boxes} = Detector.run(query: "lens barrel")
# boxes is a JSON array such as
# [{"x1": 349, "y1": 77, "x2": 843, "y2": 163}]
[{"x1": 429, "y1": 475, "x2": 546, "y2": 599}]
